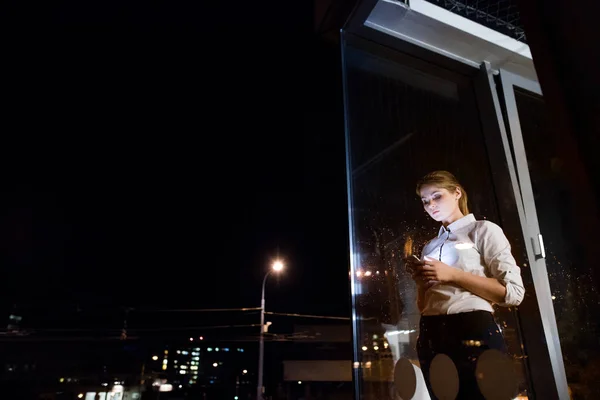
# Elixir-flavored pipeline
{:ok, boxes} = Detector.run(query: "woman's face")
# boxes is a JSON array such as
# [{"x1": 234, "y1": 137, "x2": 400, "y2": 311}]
[{"x1": 419, "y1": 185, "x2": 461, "y2": 223}]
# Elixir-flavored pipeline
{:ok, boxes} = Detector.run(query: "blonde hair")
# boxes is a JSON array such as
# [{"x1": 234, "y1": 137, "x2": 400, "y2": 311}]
[{"x1": 416, "y1": 171, "x2": 469, "y2": 215}]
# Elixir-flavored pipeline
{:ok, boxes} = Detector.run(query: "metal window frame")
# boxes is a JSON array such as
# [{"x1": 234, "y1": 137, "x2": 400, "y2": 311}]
[{"x1": 497, "y1": 69, "x2": 570, "y2": 399}]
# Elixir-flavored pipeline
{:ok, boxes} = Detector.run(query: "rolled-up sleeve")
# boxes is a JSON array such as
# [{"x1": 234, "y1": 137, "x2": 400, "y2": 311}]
[{"x1": 479, "y1": 222, "x2": 525, "y2": 307}]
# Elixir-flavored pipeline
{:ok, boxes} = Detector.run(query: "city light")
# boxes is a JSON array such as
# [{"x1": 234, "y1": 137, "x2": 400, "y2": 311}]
[
  {"x1": 213, "y1": 363, "x2": 218, "y2": 367},
  {"x1": 364, "y1": 271, "x2": 372, "y2": 277},
  {"x1": 189, "y1": 337, "x2": 194, "y2": 342},
  {"x1": 272, "y1": 260, "x2": 284, "y2": 272},
  {"x1": 298, "y1": 381, "x2": 302, "y2": 384},
  {"x1": 78, "y1": 394, "x2": 83, "y2": 399},
  {"x1": 199, "y1": 336, "x2": 204, "y2": 340},
  {"x1": 59, "y1": 378, "x2": 65, "y2": 383},
  {"x1": 242, "y1": 369, "x2": 248, "y2": 374},
  {"x1": 152, "y1": 355, "x2": 158, "y2": 361},
  {"x1": 362, "y1": 346, "x2": 368, "y2": 351},
  {"x1": 159, "y1": 384, "x2": 173, "y2": 392},
  {"x1": 373, "y1": 346, "x2": 379, "y2": 351}
]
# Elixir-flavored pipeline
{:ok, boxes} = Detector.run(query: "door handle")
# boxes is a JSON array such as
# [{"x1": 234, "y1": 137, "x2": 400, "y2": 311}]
[{"x1": 533, "y1": 233, "x2": 546, "y2": 259}]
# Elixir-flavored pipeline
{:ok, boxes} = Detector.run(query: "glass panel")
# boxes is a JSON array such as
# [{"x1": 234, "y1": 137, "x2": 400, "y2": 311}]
[
  {"x1": 514, "y1": 88, "x2": 600, "y2": 399},
  {"x1": 343, "y1": 41, "x2": 530, "y2": 399}
]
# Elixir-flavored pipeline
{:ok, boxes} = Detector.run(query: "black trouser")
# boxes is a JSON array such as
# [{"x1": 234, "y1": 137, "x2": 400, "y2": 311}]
[{"x1": 417, "y1": 311, "x2": 507, "y2": 400}]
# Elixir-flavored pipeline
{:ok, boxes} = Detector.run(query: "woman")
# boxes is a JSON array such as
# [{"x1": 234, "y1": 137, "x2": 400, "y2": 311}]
[{"x1": 410, "y1": 171, "x2": 525, "y2": 399}]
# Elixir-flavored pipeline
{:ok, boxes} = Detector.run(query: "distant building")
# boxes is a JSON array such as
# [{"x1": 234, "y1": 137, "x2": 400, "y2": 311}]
[{"x1": 153, "y1": 340, "x2": 255, "y2": 399}]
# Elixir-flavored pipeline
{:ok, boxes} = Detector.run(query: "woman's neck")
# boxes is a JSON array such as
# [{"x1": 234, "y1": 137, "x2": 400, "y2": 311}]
[{"x1": 442, "y1": 211, "x2": 465, "y2": 227}]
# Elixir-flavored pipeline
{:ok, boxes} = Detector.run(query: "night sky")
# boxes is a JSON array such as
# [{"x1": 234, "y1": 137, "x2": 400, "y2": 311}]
[{"x1": 2, "y1": 1, "x2": 350, "y2": 331}]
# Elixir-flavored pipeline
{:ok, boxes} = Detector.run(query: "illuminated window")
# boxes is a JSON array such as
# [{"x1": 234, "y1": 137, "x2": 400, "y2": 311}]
[
  {"x1": 162, "y1": 364, "x2": 167, "y2": 371},
  {"x1": 192, "y1": 357, "x2": 199, "y2": 361},
  {"x1": 223, "y1": 348, "x2": 230, "y2": 352},
  {"x1": 163, "y1": 359, "x2": 168, "y2": 364},
  {"x1": 179, "y1": 370, "x2": 186, "y2": 375},
  {"x1": 180, "y1": 365, "x2": 187, "y2": 369},
  {"x1": 207, "y1": 348, "x2": 213, "y2": 352},
  {"x1": 181, "y1": 351, "x2": 189, "y2": 355},
  {"x1": 190, "y1": 366, "x2": 198, "y2": 370},
  {"x1": 215, "y1": 348, "x2": 220, "y2": 352}
]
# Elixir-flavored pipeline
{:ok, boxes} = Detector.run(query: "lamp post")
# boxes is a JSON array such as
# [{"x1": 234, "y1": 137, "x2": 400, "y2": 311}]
[{"x1": 257, "y1": 260, "x2": 284, "y2": 400}]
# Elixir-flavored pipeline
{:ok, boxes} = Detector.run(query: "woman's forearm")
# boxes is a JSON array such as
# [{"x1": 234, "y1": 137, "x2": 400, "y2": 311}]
[{"x1": 452, "y1": 270, "x2": 507, "y2": 304}]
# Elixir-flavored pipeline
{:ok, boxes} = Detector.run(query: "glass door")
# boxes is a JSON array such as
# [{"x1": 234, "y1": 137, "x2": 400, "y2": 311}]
[
  {"x1": 497, "y1": 69, "x2": 600, "y2": 399},
  {"x1": 342, "y1": 33, "x2": 537, "y2": 400}
]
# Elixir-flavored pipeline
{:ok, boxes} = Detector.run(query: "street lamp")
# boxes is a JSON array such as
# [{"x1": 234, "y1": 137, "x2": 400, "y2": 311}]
[{"x1": 257, "y1": 260, "x2": 284, "y2": 400}]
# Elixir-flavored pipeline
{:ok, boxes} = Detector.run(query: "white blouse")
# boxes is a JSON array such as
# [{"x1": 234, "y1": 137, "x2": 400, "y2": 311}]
[{"x1": 420, "y1": 213, "x2": 525, "y2": 316}]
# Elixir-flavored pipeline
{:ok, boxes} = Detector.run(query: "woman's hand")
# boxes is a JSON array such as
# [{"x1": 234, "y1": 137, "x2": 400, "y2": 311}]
[
  {"x1": 417, "y1": 256, "x2": 458, "y2": 284},
  {"x1": 407, "y1": 258, "x2": 437, "y2": 289}
]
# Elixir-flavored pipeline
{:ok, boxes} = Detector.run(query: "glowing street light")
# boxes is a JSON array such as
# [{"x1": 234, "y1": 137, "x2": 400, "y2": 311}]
[
  {"x1": 152, "y1": 355, "x2": 159, "y2": 361},
  {"x1": 272, "y1": 260, "x2": 284, "y2": 272},
  {"x1": 257, "y1": 260, "x2": 285, "y2": 400},
  {"x1": 213, "y1": 363, "x2": 218, "y2": 368},
  {"x1": 242, "y1": 369, "x2": 248, "y2": 374}
]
